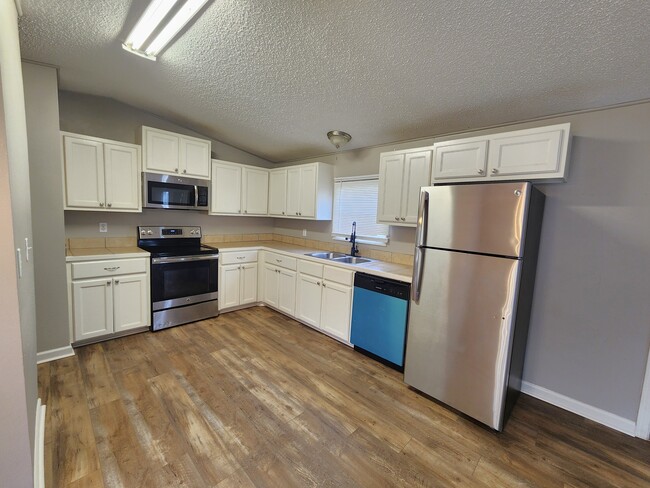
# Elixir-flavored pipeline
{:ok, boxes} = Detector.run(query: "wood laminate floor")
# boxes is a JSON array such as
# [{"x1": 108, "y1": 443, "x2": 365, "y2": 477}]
[{"x1": 39, "y1": 307, "x2": 650, "y2": 487}]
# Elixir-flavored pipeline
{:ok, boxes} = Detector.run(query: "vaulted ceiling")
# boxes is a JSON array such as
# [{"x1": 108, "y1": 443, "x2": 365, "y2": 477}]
[{"x1": 18, "y1": 0, "x2": 650, "y2": 162}]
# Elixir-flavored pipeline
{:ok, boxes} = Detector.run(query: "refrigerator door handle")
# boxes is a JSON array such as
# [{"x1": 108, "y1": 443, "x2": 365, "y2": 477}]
[{"x1": 412, "y1": 189, "x2": 429, "y2": 302}]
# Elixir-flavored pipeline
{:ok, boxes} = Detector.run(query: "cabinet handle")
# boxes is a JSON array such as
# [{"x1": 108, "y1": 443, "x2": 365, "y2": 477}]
[
  {"x1": 103, "y1": 266, "x2": 120, "y2": 271},
  {"x1": 174, "y1": 168, "x2": 179, "y2": 173},
  {"x1": 236, "y1": 256, "x2": 245, "y2": 260},
  {"x1": 106, "y1": 281, "x2": 111, "y2": 286},
  {"x1": 477, "y1": 168, "x2": 484, "y2": 174},
  {"x1": 281, "y1": 211, "x2": 285, "y2": 215},
  {"x1": 316, "y1": 281, "x2": 320, "y2": 286},
  {"x1": 322, "y1": 283, "x2": 326, "y2": 287},
  {"x1": 183, "y1": 169, "x2": 187, "y2": 174},
  {"x1": 114, "y1": 280, "x2": 120, "y2": 284},
  {"x1": 238, "y1": 265, "x2": 241, "y2": 269},
  {"x1": 491, "y1": 168, "x2": 498, "y2": 174},
  {"x1": 295, "y1": 212, "x2": 299, "y2": 216},
  {"x1": 99, "y1": 202, "x2": 105, "y2": 207},
  {"x1": 244, "y1": 210, "x2": 247, "y2": 214},
  {"x1": 400, "y1": 217, "x2": 405, "y2": 221},
  {"x1": 395, "y1": 216, "x2": 399, "y2": 221},
  {"x1": 299, "y1": 212, "x2": 302, "y2": 216},
  {"x1": 107, "y1": 203, "x2": 112, "y2": 207}
]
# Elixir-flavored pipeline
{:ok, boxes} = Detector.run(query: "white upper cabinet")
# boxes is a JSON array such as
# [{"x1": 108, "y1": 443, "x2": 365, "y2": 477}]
[
  {"x1": 210, "y1": 160, "x2": 269, "y2": 216},
  {"x1": 62, "y1": 133, "x2": 140, "y2": 212},
  {"x1": 377, "y1": 149, "x2": 432, "y2": 226},
  {"x1": 242, "y1": 167, "x2": 269, "y2": 215},
  {"x1": 268, "y1": 169, "x2": 288, "y2": 216},
  {"x1": 142, "y1": 126, "x2": 211, "y2": 179},
  {"x1": 271, "y1": 162, "x2": 333, "y2": 220},
  {"x1": 431, "y1": 123, "x2": 571, "y2": 183}
]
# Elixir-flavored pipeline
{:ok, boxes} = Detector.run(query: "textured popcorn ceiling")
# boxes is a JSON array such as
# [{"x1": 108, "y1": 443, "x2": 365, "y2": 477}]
[{"x1": 18, "y1": 0, "x2": 650, "y2": 162}]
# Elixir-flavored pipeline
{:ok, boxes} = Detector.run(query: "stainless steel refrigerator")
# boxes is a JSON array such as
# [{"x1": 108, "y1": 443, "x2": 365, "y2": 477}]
[{"x1": 404, "y1": 181, "x2": 545, "y2": 431}]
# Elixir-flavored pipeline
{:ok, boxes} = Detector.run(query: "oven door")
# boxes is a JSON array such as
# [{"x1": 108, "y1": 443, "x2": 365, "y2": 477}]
[{"x1": 151, "y1": 254, "x2": 219, "y2": 310}]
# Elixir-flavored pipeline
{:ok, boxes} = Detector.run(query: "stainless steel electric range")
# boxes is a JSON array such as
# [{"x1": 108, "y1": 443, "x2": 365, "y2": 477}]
[{"x1": 137, "y1": 226, "x2": 219, "y2": 331}]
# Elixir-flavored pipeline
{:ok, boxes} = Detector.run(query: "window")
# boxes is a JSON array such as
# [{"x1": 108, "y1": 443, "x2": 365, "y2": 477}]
[{"x1": 332, "y1": 175, "x2": 389, "y2": 245}]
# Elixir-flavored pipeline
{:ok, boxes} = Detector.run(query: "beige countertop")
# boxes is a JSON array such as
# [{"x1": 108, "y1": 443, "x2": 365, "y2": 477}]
[
  {"x1": 217, "y1": 241, "x2": 413, "y2": 283},
  {"x1": 65, "y1": 247, "x2": 149, "y2": 262}
]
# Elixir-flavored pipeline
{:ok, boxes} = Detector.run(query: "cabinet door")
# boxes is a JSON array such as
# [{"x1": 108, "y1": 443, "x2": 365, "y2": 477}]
[
  {"x1": 298, "y1": 165, "x2": 317, "y2": 218},
  {"x1": 320, "y1": 281, "x2": 352, "y2": 342},
  {"x1": 377, "y1": 153, "x2": 405, "y2": 223},
  {"x1": 220, "y1": 264, "x2": 242, "y2": 309},
  {"x1": 433, "y1": 139, "x2": 488, "y2": 180},
  {"x1": 242, "y1": 167, "x2": 269, "y2": 215},
  {"x1": 210, "y1": 161, "x2": 242, "y2": 214},
  {"x1": 73, "y1": 278, "x2": 113, "y2": 341},
  {"x1": 144, "y1": 128, "x2": 180, "y2": 174},
  {"x1": 104, "y1": 143, "x2": 140, "y2": 211},
  {"x1": 268, "y1": 169, "x2": 287, "y2": 216},
  {"x1": 487, "y1": 127, "x2": 564, "y2": 177},
  {"x1": 113, "y1": 274, "x2": 149, "y2": 332},
  {"x1": 286, "y1": 167, "x2": 302, "y2": 217},
  {"x1": 296, "y1": 273, "x2": 322, "y2": 327},
  {"x1": 63, "y1": 136, "x2": 105, "y2": 209},
  {"x1": 180, "y1": 137, "x2": 211, "y2": 179},
  {"x1": 262, "y1": 264, "x2": 279, "y2": 308},
  {"x1": 240, "y1": 263, "x2": 258, "y2": 305},
  {"x1": 278, "y1": 269, "x2": 297, "y2": 316},
  {"x1": 401, "y1": 150, "x2": 432, "y2": 224}
]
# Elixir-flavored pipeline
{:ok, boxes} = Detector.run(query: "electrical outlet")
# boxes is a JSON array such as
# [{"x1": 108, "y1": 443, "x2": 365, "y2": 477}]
[
  {"x1": 99, "y1": 222, "x2": 108, "y2": 233},
  {"x1": 302, "y1": 229, "x2": 307, "y2": 237}
]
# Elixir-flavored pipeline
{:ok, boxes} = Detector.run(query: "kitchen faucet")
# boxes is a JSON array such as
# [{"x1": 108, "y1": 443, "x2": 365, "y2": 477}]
[{"x1": 349, "y1": 221, "x2": 359, "y2": 256}]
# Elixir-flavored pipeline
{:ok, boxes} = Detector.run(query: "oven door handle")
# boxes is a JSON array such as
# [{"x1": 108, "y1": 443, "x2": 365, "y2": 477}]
[{"x1": 152, "y1": 253, "x2": 219, "y2": 264}]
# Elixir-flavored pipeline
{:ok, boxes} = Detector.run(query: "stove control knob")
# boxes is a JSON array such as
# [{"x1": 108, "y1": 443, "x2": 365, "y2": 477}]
[
  {"x1": 147, "y1": 230, "x2": 153, "y2": 235},
  {"x1": 190, "y1": 230, "x2": 195, "y2": 235},
  {"x1": 140, "y1": 230, "x2": 146, "y2": 236}
]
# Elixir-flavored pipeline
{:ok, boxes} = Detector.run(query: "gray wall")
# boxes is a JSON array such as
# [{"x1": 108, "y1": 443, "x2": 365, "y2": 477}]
[
  {"x1": 0, "y1": 0, "x2": 37, "y2": 483},
  {"x1": 23, "y1": 62, "x2": 70, "y2": 354}
]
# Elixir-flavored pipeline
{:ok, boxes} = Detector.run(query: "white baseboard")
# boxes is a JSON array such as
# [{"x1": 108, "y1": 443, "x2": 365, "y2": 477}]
[
  {"x1": 521, "y1": 381, "x2": 637, "y2": 437},
  {"x1": 33, "y1": 398, "x2": 46, "y2": 488},
  {"x1": 37, "y1": 345, "x2": 74, "y2": 364}
]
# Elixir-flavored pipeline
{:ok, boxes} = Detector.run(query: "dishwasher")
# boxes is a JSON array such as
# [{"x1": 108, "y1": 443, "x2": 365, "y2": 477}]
[{"x1": 350, "y1": 273, "x2": 410, "y2": 370}]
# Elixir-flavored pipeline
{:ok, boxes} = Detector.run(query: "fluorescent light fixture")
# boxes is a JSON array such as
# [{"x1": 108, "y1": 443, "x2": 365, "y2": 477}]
[{"x1": 122, "y1": 0, "x2": 208, "y2": 60}]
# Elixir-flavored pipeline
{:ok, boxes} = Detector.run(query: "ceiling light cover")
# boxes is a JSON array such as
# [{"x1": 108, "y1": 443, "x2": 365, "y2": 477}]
[
  {"x1": 327, "y1": 130, "x2": 352, "y2": 149},
  {"x1": 145, "y1": 0, "x2": 209, "y2": 56},
  {"x1": 125, "y1": 0, "x2": 177, "y2": 51}
]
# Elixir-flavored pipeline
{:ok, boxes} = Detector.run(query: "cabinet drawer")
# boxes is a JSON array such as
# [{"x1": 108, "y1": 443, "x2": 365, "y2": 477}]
[
  {"x1": 266, "y1": 252, "x2": 297, "y2": 271},
  {"x1": 324, "y1": 265, "x2": 354, "y2": 286},
  {"x1": 71, "y1": 258, "x2": 148, "y2": 280},
  {"x1": 298, "y1": 259, "x2": 323, "y2": 278},
  {"x1": 221, "y1": 250, "x2": 258, "y2": 264}
]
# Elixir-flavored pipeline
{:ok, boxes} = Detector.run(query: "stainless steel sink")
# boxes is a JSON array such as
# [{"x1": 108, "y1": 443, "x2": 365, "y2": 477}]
[
  {"x1": 331, "y1": 256, "x2": 372, "y2": 264},
  {"x1": 304, "y1": 252, "x2": 347, "y2": 259}
]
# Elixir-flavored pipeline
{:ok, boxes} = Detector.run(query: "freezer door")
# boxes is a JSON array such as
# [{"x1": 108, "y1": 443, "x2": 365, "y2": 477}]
[
  {"x1": 404, "y1": 248, "x2": 521, "y2": 430},
  {"x1": 422, "y1": 182, "x2": 530, "y2": 257}
]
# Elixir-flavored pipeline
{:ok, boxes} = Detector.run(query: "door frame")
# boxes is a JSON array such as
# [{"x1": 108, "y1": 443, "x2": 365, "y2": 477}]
[{"x1": 636, "y1": 346, "x2": 650, "y2": 439}]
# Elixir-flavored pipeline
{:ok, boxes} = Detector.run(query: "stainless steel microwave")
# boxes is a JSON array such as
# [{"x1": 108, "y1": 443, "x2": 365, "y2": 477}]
[{"x1": 143, "y1": 172, "x2": 209, "y2": 210}]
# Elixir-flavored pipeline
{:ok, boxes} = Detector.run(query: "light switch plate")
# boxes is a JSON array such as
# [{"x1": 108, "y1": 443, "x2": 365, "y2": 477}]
[
  {"x1": 302, "y1": 229, "x2": 307, "y2": 237},
  {"x1": 99, "y1": 222, "x2": 108, "y2": 233}
]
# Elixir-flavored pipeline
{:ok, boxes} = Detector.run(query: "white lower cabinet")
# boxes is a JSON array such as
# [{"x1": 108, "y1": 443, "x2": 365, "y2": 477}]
[
  {"x1": 263, "y1": 263, "x2": 296, "y2": 315},
  {"x1": 219, "y1": 251, "x2": 259, "y2": 310},
  {"x1": 296, "y1": 262, "x2": 354, "y2": 343},
  {"x1": 69, "y1": 257, "x2": 150, "y2": 343}
]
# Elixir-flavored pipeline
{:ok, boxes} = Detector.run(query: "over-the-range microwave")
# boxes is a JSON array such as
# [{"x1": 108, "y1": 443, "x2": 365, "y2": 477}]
[{"x1": 143, "y1": 172, "x2": 209, "y2": 211}]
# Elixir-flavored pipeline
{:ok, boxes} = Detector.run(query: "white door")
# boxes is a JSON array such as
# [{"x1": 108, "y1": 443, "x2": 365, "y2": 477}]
[
  {"x1": 320, "y1": 281, "x2": 352, "y2": 341},
  {"x1": 377, "y1": 153, "x2": 405, "y2": 223},
  {"x1": 433, "y1": 139, "x2": 488, "y2": 180},
  {"x1": 242, "y1": 167, "x2": 269, "y2": 215},
  {"x1": 263, "y1": 264, "x2": 279, "y2": 308},
  {"x1": 73, "y1": 278, "x2": 113, "y2": 341},
  {"x1": 401, "y1": 150, "x2": 432, "y2": 224},
  {"x1": 278, "y1": 269, "x2": 297, "y2": 316},
  {"x1": 240, "y1": 263, "x2": 258, "y2": 305},
  {"x1": 296, "y1": 273, "x2": 322, "y2": 328},
  {"x1": 104, "y1": 143, "x2": 140, "y2": 211},
  {"x1": 286, "y1": 167, "x2": 302, "y2": 217},
  {"x1": 180, "y1": 137, "x2": 211, "y2": 179},
  {"x1": 211, "y1": 161, "x2": 242, "y2": 214},
  {"x1": 487, "y1": 127, "x2": 564, "y2": 177},
  {"x1": 63, "y1": 136, "x2": 105, "y2": 209},
  {"x1": 144, "y1": 128, "x2": 179, "y2": 174},
  {"x1": 113, "y1": 274, "x2": 149, "y2": 332},
  {"x1": 220, "y1": 264, "x2": 242, "y2": 309},
  {"x1": 298, "y1": 165, "x2": 317, "y2": 218},
  {"x1": 268, "y1": 169, "x2": 287, "y2": 216}
]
